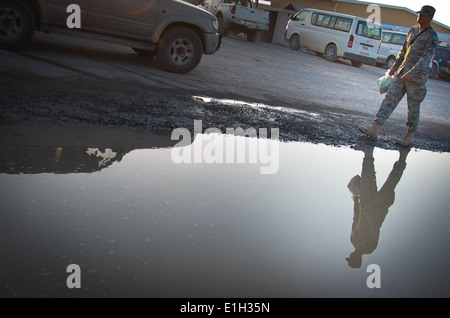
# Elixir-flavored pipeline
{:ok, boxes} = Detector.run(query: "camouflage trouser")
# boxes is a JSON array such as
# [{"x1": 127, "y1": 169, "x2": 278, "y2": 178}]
[{"x1": 375, "y1": 76, "x2": 427, "y2": 132}]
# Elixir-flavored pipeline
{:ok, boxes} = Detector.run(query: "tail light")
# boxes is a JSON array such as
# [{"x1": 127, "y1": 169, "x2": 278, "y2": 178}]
[
  {"x1": 377, "y1": 42, "x2": 381, "y2": 54},
  {"x1": 230, "y1": 6, "x2": 236, "y2": 14},
  {"x1": 348, "y1": 34, "x2": 354, "y2": 48},
  {"x1": 447, "y1": 60, "x2": 450, "y2": 67}
]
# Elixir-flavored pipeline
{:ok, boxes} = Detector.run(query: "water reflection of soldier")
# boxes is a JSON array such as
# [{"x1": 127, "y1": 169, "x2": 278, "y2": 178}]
[{"x1": 346, "y1": 146, "x2": 410, "y2": 268}]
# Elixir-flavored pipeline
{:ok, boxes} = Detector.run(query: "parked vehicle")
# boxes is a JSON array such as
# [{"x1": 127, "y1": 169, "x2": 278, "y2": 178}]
[
  {"x1": 428, "y1": 43, "x2": 450, "y2": 80},
  {"x1": 376, "y1": 30, "x2": 407, "y2": 69},
  {"x1": 0, "y1": 0, "x2": 220, "y2": 74},
  {"x1": 200, "y1": 0, "x2": 269, "y2": 42},
  {"x1": 285, "y1": 9, "x2": 382, "y2": 67}
]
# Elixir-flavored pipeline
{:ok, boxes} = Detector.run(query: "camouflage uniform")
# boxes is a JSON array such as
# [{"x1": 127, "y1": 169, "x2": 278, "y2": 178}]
[{"x1": 375, "y1": 25, "x2": 438, "y2": 132}]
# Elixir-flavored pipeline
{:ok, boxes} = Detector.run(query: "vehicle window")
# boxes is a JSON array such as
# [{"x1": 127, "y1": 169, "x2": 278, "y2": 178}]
[
  {"x1": 341, "y1": 20, "x2": 352, "y2": 32},
  {"x1": 356, "y1": 21, "x2": 381, "y2": 40},
  {"x1": 391, "y1": 34, "x2": 406, "y2": 45},
  {"x1": 382, "y1": 33, "x2": 393, "y2": 43},
  {"x1": 435, "y1": 47, "x2": 450, "y2": 61},
  {"x1": 230, "y1": 0, "x2": 247, "y2": 5},
  {"x1": 294, "y1": 11, "x2": 309, "y2": 22},
  {"x1": 321, "y1": 15, "x2": 331, "y2": 27},
  {"x1": 333, "y1": 17, "x2": 352, "y2": 32},
  {"x1": 312, "y1": 13, "x2": 352, "y2": 32},
  {"x1": 334, "y1": 18, "x2": 343, "y2": 30},
  {"x1": 328, "y1": 16, "x2": 337, "y2": 28},
  {"x1": 314, "y1": 14, "x2": 324, "y2": 26},
  {"x1": 311, "y1": 13, "x2": 318, "y2": 25}
]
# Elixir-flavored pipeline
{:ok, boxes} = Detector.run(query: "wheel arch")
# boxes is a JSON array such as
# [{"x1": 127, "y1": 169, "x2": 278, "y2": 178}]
[
  {"x1": 385, "y1": 55, "x2": 396, "y2": 68},
  {"x1": 154, "y1": 22, "x2": 205, "y2": 53},
  {"x1": 325, "y1": 42, "x2": 338, "y2": 52},
  {"x1": 20, "y1": 0, "x2": 47, "y2": 31}
]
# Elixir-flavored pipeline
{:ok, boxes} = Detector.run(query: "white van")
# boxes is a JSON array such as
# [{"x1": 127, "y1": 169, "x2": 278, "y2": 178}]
[
  {"x1": 285, "y1": 9, "x2": 382, "y2": 67},
  {"x1": 377, "y1": 31, "x2": 408, "y2": 69}
]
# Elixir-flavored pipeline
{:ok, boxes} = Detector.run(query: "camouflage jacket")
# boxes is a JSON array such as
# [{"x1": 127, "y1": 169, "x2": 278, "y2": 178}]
[{"x1": 391, "y1": 25, "x2": 438, "y2": 83}]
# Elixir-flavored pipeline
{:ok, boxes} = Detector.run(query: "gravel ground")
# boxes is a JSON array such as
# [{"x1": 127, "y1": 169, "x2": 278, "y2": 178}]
[{"x1": 1, "y1": 33, "x2": 449, "y2": 152}]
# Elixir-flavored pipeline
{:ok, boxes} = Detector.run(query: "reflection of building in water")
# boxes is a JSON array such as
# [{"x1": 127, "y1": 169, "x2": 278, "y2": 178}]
[
  {"x1": 346, "y1": 146, "x2": 410, "y2": 269},
  {"x1": 0, "y1": 123, "x2": 178, "y2": 175},
  {"x1": 86, "y1": 148, "x2": 118, "y2": 168},
  {"x1": 0, "y1": 146, "x2": 126, "y2": 174}
]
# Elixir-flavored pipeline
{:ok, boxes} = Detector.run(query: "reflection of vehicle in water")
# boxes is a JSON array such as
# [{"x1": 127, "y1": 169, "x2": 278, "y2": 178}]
[
  {"x1": 346, "y1": 146, "x2": 410, "y2": 268},
  {"x1": 0, "y1": 123, "x2": 180, "y2": 175}
]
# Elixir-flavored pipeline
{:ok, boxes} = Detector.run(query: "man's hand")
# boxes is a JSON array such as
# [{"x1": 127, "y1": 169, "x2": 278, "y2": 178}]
[
  {"x1": 401, "y1": 73, "x2": 411, "y2": 82},
  {"x1": 388, "y1": 69, "x2": 395, "y2": 76}
]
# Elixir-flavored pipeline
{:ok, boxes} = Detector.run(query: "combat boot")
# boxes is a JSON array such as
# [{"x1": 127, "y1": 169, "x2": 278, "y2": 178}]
[
  {"x1": 358, "y1": 121, "x2": 382, "y2": 139},
  {"x1": 396, "y1": 130, "x2": 415, "y2": 147}
]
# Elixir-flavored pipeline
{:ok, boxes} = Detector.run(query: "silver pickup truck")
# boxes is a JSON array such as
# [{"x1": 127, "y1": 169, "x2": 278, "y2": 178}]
[
  {"x1": 0, "y1": 0, "x2": 220, "y2": 73},
  {"x1": 200, "y1": 0, "x2": 269, "y2": 42}
]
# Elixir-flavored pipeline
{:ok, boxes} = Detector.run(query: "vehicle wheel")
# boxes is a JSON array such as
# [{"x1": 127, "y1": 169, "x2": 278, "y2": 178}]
[
  {"x1": 156, "y1": 26, "x2": 203, "y2": 74},
  {"x1": 289, "y1": 34, "x2": 300, "y2": 51},
  {"x1": 324, "y1": 44, "x2": 337, "y2": 62},
  {"x1": 217, "y1": 15, "x2": 226, "y2": 37},
  {"x1": 385, "y1": 56, "x2": 395, "y2": 69},
  {"x1": 132, "y1": 48, "x2": 155, "y2": 57},
  {"x1": 247, "y1": 30, "x2": 258, "y2": 43},
  {"x1": 0, "y1": 0, "x2": 35, "y2": 50},
  {"x1": 351, "y1": 60, "x2": 364, "y2": 68}
]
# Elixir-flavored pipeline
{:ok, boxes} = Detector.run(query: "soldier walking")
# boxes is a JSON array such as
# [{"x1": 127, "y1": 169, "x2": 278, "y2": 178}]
[{"x1": 359, "y1": 5, "x2": 438, "y2": 147}]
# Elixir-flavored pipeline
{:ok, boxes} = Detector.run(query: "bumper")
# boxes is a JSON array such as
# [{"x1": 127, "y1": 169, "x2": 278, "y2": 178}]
[
  {"x1": 203, "y1": 32, "x2": 221, "y2": 54},
  {"x1": 231, "y1": 18, "x2": 269, "y2": 31},
  {"x1": 344, "y1": 52, "x2": 376, "y2": 65}
]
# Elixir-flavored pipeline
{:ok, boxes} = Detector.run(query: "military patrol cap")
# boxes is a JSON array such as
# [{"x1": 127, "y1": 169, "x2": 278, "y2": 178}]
[{"x1": 416, "y1": 5, "x2": 435, "y2": 16}]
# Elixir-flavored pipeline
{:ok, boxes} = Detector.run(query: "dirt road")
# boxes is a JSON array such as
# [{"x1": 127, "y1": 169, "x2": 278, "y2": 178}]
[{"x1": 1, "y1": 32, "x2": 449, "y2": 152}]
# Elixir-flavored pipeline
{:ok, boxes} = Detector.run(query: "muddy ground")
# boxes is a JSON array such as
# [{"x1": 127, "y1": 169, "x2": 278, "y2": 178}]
[{"x1": 0, "y1": 34, "x2": 449, "y2": 152}]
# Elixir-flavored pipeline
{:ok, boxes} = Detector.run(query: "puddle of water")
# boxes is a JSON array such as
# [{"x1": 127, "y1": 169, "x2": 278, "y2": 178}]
[
  {"x1": 192, "y1": 95, "x2": 322, "y2": 118},
  {"x1": 0, "y1": 123, "x2": 449, "y2": 298}
]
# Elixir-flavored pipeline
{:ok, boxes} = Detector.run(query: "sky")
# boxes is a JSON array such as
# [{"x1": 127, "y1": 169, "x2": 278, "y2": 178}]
[{"x1": 357, "y1": 0, "x2": 450, "y2": 28}]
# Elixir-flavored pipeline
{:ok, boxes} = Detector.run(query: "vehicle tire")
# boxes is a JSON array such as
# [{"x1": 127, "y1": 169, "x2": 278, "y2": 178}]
[
  {"x1": 132, "y1": 48, "x2": 155, "y2": 57},
  {"x1": 351, "y1": 60, "x2": 364, "y2": 68},
  {"x1": 247, "y1": 30, "x2": 258, "y2": 43},
  {"x1": 217, "y1": 15, "x2": 226, "y2": 37},
  {"x1": 0, "y1": 0, "x2": 35, "y2": 50},
  {"x1": 289, "y1": 34, "x2": 300, "y2": 51},
  {"x1": 156, "y1": 26, "x2": 203, "y2": 74},
  {"x1": 324, "y1": 44, "x2": 337, "y2": 62},
  {"x1": 385, "y1": 56, "x2": 395, "y2": 69}
]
